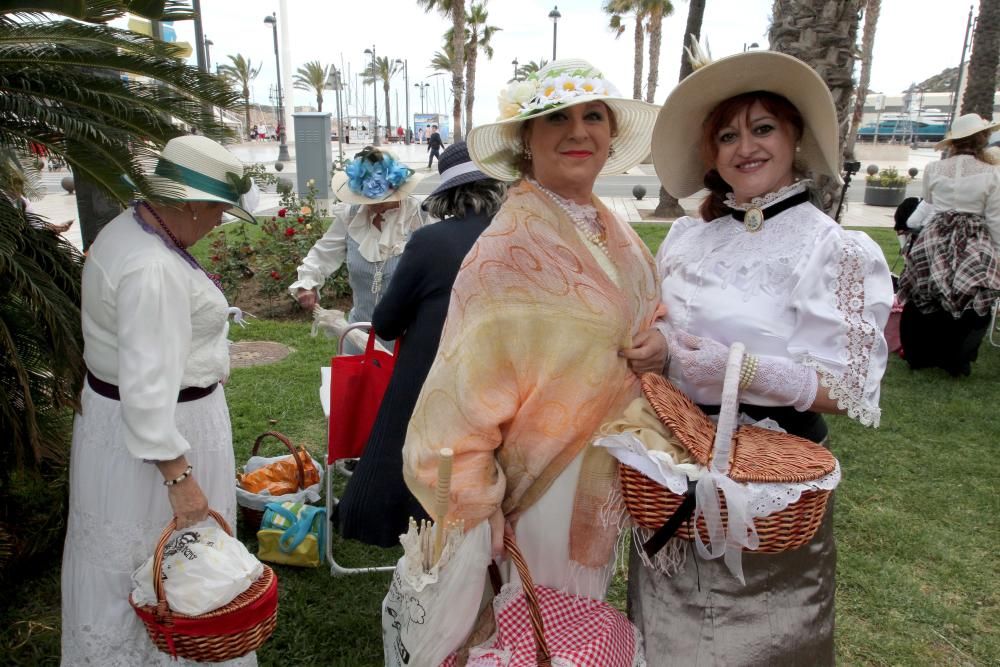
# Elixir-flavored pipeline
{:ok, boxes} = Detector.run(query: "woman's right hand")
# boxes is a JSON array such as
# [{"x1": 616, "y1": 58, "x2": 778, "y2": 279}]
[
  {"x1": 296, "y1": 288, "x2": 318, "y2": 310},
  {"x1": 489, "y1": 508, "x2": 506, "y2": 560},
  {"x1": 167, "y1": 477, "x2": 210, "y2": 529}
]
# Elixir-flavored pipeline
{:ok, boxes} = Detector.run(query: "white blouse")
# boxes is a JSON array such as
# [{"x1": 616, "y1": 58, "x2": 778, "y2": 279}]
[
  {"x1": 657, "y1": 201, "x2": 893, "y2": 427},
  {"x1": 915, "y1": 154, "x2": 1000, "y2": 248},
  {"x1": 287, "y1": 197, "x2": 427, "y2": 295},
  {"x1": 81, "y1": 211, "x2": 231, "y2": 460}
]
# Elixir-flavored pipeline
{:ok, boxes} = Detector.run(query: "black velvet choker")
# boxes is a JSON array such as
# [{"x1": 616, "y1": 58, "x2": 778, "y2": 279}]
[{"x1": 729, "y1": 190, "x2": 811, "y2": 233}]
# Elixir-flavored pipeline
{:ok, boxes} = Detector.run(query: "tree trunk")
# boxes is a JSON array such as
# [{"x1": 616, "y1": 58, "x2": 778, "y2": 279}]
[
  {"x1": 846, "y1": 0, "x2": 880, "y2": 159},
  {"x1": 74, "y1": 174, "x2": 123, "y2": 251},
  {"x1": 451, "y1": 2, "x2": 466, "y2": 142},
  {"x1": 465, "y1": 40, "x2": 477, "y2": 136},
  {"x1": 645, "y1": 6, "x2": 663, "y2": 104},
  {"x1": 317, "y1": 92, "x2": 323, "y2": 112},
  {"x1": 242, "y1": 88, "x2": 251, "y2": 138},
  {"x1": 383, "y1": 82, "x2": 391, "y2": 138},
  {"x1": 632, "y1": 13, "x2": 645, "y2": 100},
  {"x1": 656, "y1": 0, "x2": 707, "y2": 219},
  {"x1": 961, "y1": 0, "x2": 1000, "y2": 119},
  {"x1": 769, "y1": 0, "x2": 862, "y2": 219}
]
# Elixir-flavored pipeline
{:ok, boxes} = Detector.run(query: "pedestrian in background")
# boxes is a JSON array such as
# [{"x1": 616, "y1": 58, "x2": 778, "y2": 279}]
[{"x1": 427, "y1": 124, "x2": 443, "y2": 168}]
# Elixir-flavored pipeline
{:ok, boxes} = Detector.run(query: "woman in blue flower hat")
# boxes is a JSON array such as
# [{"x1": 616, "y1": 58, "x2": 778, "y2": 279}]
[{"x1": 289, "y1": 147, "x2": 427, "y2": 353}]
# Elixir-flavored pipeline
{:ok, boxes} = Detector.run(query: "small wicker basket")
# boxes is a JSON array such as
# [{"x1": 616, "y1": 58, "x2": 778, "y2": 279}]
[
  {"x1": 622, "y1": 345, "x2": 838, "y2": 553},
  {"x1": 130, "y1": 510, "x2": 278, "y2": 661},
  {"x1": 237, "y1": 431, "x2": 306, "y2": 531}
]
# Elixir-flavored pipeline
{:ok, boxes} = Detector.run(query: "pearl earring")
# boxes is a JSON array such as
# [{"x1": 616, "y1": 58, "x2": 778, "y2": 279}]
[
  {"x1": 608, "y1": 145, "x2": 616, "y2": 158},
  {"x1": 523, "y1": 146, "x2": 533, "y2": 161}
]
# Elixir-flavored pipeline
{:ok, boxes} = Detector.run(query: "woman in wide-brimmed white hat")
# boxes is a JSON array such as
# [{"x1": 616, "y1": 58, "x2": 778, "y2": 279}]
[
  {"x1": 288, "y1": 146, "x2": 427, "y2": 353},
  {"x1": 630, "y1": 50, "x2": 893, "y2": 665},
  {"x1": 896, "y1": 112, "x2": 1000, "y2": 376},
  {"x1": 62, "y1": 134, "x2": 258, "y2": 665},
  {"x1": 399, "y1": 59, "x2": 662, "y2": 664}
]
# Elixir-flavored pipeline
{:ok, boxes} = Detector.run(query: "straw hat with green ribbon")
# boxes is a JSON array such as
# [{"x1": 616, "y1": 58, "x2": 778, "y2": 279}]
[
  {"x1": 466, "y1": 58, "x2": 659, "y2": 182},
  {"x1": 143, "y1": 135, "x2": 257, "y2": 223}
]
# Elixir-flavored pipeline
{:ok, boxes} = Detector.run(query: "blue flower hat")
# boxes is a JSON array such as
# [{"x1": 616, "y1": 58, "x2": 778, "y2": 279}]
[{"x1": 331, "y1": 147, "x2": 423, "y2": 204}]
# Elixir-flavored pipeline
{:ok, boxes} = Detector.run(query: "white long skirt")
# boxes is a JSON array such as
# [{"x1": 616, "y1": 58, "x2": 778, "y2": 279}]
[{"x1": 60, "y1": 383, "x2": 256, "y2": 666}]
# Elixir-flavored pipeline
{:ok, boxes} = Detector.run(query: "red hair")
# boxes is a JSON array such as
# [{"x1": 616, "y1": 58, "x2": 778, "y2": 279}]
[{"x1": 698, "y1": 92, "x2": 804, "y2": 221}]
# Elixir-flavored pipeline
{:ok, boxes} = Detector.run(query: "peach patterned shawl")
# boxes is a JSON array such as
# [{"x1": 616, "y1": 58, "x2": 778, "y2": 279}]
[{"x1": 403, "y1": 180, "x2": 660, "y2": 568}]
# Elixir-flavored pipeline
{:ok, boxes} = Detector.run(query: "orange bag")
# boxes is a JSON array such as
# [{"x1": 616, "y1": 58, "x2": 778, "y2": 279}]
[{"x1": 238, "y1": 446, "x2": 320, "y2": 495}]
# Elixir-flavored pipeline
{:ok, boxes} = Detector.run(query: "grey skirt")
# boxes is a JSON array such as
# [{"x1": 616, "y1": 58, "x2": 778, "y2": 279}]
[{"x1": 628, "y1": 495, "x2": 836, "y2": 667}]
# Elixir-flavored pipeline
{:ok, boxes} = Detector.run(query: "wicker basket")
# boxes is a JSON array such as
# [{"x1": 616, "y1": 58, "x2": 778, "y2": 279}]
[
  {"x1": 622, "y1": 345, "x2": 838, "y2": 553},
  {"x1": 130, "y1": 510, "x2": 278, "y2": 661},
  {"x1": 238, "y1": 431, "x2": 306, "y2": 531}
]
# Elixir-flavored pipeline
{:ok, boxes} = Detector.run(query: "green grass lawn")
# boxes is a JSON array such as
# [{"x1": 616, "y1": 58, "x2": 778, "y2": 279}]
[{"x1": 1, "y1": 226, "x2": 997, "y2": 666}]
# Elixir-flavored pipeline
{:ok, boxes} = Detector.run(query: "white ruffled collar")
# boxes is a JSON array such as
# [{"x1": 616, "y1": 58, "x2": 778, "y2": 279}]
[
  {"x1": 724, "y1": 179, "x2": 812, "y2": 212},
  {"x1": 345, "y1": 197, "x2": 422, "y2": 263}
]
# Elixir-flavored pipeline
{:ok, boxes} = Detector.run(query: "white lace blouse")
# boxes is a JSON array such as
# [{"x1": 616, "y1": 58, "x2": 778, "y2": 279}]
[
  {"x1": 916, "y1": 154, "x2": 1000, "y2": 249},
  {"x1": 81, "y1": 211, "x2": 231, "y2": 460},
  {"x1": 656, "y1": 200, "x2": 893, "y2": 427}
]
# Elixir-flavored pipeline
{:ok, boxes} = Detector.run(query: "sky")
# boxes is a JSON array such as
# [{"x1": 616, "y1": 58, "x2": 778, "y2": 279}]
[{"x1": 169, "y1": 0, "x2": 981, "y2": 129}]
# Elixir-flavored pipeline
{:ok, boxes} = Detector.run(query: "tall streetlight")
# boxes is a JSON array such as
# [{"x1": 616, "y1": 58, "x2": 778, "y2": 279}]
[
  {"x1": 203, "y1": 37, "x2": 213, "y2": 72},
  {"x1": 364, "y1": 46, "x2": 380, "y2": 146},
  {"x1": 512, "y1": 57, "x2": 519, "y2": 81},
  {"x1": 330, "y1": 68, "x2": 345, "y2": 165},
  {"x1": 548, "y1": 6, "x2": 561, "y2": 61},
  {"x1": 395, "y1": 58, "x2": 411, "y2": 143},
  {"x1": 414, "y1": 82, "x2": 429, "y2": 114},
  {"x1": 263, "y1": 12, "x2": 290, "y2": 162}
]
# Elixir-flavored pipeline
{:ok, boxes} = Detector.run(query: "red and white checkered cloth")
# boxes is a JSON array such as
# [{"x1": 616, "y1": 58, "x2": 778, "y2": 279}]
[{"x1": 442, "y1": 584, "x2": 639, "y2": 667}]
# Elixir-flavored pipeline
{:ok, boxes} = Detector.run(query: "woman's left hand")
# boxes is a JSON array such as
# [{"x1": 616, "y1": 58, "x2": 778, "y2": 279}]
[{"x1": 621, "y1": 328, "x2": 669, "y2": 375}]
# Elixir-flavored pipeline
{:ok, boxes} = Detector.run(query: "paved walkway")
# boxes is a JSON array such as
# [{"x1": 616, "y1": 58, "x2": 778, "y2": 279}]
[{"x1": 35, "y1": 139, "x2": 916, "y2": 250}]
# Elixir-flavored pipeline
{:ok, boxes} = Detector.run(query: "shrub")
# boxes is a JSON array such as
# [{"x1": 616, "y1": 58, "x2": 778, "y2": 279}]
[{"x1": 866, "y1": 166, "x2": 910, "y2": 187}]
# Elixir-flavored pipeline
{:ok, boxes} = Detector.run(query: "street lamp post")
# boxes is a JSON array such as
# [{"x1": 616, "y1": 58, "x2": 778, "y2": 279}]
[
  {"x1": 263, "y1": 12, "x2": 290, "y2": 162},
  {"x1": 415, "y1": 82, "x2": 428, "y2": 115},
  {"x1": 364, "y1": 46, "x2": 380, "y2": 146},
  {"x1": 332, "y1": 68, "x2": 345, "y2": 165},
  {"x1": 512, "y1": 57, "x2": 519, "y2": 81},
  {"x1": 396, "y1": 58, "x2": 411, "y2": 143},
  {"x1": 204, "y1": 37, "x2": 213, "y2": 72},
  {"x1": 548, "y1": 6, "x2": 561, "y2": 61}
]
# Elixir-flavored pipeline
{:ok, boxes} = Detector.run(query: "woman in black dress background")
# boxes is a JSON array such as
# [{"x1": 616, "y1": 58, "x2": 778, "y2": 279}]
[{"x1": 337, "y1": 142, "x2": 507, "y2": 546}]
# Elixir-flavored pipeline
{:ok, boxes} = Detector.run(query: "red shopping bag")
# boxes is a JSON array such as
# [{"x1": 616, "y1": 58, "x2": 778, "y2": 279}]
[{"x1": 327, "y1": 329, "x2": 397, "y2": 463}]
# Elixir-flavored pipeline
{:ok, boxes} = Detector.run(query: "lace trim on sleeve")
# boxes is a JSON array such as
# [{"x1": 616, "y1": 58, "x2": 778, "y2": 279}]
[{"x1": 802, "y1": 237, "x2": 882, "y2": 427}]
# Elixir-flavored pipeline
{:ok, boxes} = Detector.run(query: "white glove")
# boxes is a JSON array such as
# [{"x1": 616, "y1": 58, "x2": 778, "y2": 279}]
[{"x1": 670, "y1": 331, "x2": 818, "y2": 411}]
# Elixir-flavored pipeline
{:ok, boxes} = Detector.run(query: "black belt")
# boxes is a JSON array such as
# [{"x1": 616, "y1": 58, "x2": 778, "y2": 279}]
[{"x1": 87, "y1": 370, "x2": 218, "y2": 403}]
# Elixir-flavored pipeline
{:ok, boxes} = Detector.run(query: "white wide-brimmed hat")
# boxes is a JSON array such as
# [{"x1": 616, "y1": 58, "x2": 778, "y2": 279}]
[
  {"x1": 652, "y1": 50, "x2": 842, "y2": 199},
  {"x1": 934, "y1": 113, "x2": 1000, "y2": 151},
  {"x1": 466, "y1": 58, "x2": 659, "y2": 181},
  {"x1": 331, "y1": 147, "x2": 423, "y2": 205},
  {"x1": 143, "y1": 134, "x2": 256, "y2": 223}
]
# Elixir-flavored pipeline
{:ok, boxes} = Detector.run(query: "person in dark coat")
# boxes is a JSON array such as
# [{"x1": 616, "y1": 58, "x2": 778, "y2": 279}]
[
  {"x1": 336, "y1": 141, "x2": 508, "y2": 547},
  {"x1": 427, "y1": 124, "x2": 444, "y2": 168}
]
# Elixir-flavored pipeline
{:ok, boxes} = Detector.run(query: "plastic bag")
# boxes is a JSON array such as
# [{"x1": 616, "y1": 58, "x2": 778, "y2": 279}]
[
  {"x1": 383, "y1": 521, "x2": 492, "y2": 667},
  {"x1": 131, "y1": 522, "x2": 264, "y2": 616},
  {"x1": 257, "y1": 501, "x2": 326, "y2": 568},
  {"x1": 238, "y1": 446, "x2": 320, "y2": 495},
  {"x1": 236, "y1": 451, "x2": 324, "y2": 513}
]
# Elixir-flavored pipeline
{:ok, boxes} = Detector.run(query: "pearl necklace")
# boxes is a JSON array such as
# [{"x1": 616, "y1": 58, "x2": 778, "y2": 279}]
[
  {"x1": 133, "y1": 201, "x2": 224, "y2": 293},
  {"x1": 529, "y1": 179, "x2": 608, "y2": 254}
]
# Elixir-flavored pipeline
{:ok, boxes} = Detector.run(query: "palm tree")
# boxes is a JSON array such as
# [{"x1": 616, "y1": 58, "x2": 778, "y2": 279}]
[
  {"x1": 643, "y1": 0, "x2": 674, "y2": 104},
  {"x1": 293, "y1": 60, "x2": 330, "y2": 112},
  {"x1": 846, "y1": 0, "x2": 881, "y2": 159},
  {"x1": 430, "y1": 47, "x2": 452, "y2": 76},
  {"x1": 961, "y1": 0, "x2": 1000, "y2": 119},
  {"x1": 655, "y1": 1, "x2": 707, "y2": 218},
  {"x1": 219, "y1": 54, "x2": 261, "y2": 137},
  {"x1": 769, "y1": 0, "x2": 863, "y2": 216},
  {"x1": 463, "y1": 3, "x2": 501, "y2": 136},
  {"x1": 418, "y1": 0, "x2": 466, "y2": 142},
  {"x1": 517, "y1": 59, "x2": 548, "y2": 80},
  {"x1": 603, "y1": 0, "x2": 646, "y2": 100},
  {"x1": 362, "y1": 56, "x2": 402, "y2": 137}
]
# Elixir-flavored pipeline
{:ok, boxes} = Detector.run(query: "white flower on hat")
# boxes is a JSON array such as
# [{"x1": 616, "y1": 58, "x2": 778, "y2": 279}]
[{"x1": 510, "y1": 81, "x2": 537, "y2": 105}]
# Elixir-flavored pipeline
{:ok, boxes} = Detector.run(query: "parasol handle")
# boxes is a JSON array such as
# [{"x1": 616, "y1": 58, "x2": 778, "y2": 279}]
[{"x1": 432, "y1": 448, "x2": 454, "y2": 564}]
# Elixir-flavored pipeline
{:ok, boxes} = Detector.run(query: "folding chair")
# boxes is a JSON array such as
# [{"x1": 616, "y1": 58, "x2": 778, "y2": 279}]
[{"x1": 320, "y1": 321, "x2": 395, "y2": 576}]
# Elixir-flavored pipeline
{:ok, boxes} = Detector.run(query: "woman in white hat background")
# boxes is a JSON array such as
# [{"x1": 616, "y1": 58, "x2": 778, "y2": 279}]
[
  {"x1": 631, "y1": 51, "x2": 893, "y2": 664},
  {"x1": 336, "y1": 141, "x2": 506, "y2": 548},
  {"x1": 897, "y1": 113, "x2": 1000, "y2": 377},
  {"x1": 61, "y1": 135, "x2": 258, "y2": 665},
  {"x1": 399, "y1": 59, "x2": 663, "y2": 662},
  {"x1": 288, "y1": 146, "x2": 427, "y2": 354}
]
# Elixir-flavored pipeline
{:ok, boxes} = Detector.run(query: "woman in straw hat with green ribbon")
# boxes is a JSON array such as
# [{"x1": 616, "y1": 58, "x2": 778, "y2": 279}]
[
  {"x1": 400, "y1": 59, "x2": 663, "y2": 663},
  {"x1": 897, "y1": 112, "x2": 1000, "y2": 377},
  {"x1": 629, "y1": 50, "x2": 893, "y2": 664},
  {"x1": 61, "y1": 135, "x2": 258, "y2": 666}
]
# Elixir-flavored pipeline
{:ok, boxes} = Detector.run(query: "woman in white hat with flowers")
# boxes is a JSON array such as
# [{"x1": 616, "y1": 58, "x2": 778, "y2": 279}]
[
  {"x1": 897, "y1": 112, "x2": 1000, "y2": 377},
  {"x1": 630, "y1": 51, "x2": 893, "y2": 664},
  {"x1": 288, "y1": 146, "x2": 426, "y2": 354},
  {"x1": 400, "y1": 59, "x2": 663, "y2": 663},
  {"x1": 61, "y1": 134, "x2": 258, "y2": 665}
]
